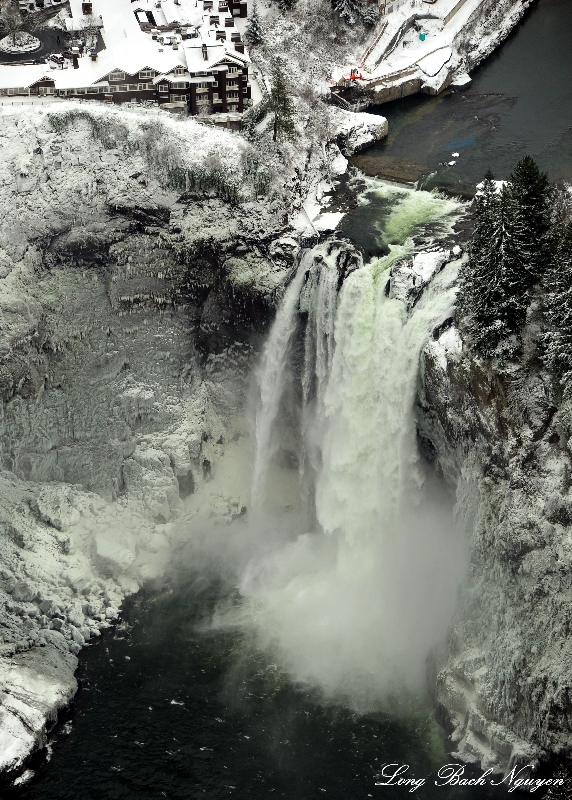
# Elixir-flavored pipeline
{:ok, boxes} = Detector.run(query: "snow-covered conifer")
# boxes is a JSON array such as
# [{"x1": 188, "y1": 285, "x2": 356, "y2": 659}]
[
  {"x1": 457, "y1": 171, "x2": 509, "y2": 355},
  {"x1": 267, "y1": 58, "x2": 295, "y2": 142},
  {"x1": 332, "y1": 0, "x2": 358, "y2": 25},
  {"x1": 507, "y1": 156, "x2": 553, "y2": 288},
  {"x1": 360, "y1": 4, "x2": 379, "y2": 26},
  {"x1": 544, "y1": 223, "x2": 572, "y2": 392},
  {"x1": 331, "y1": 0, "x2": 377, "y2": 25},
  {"x1": 245, "y1": 1, "x2": 264, "y2": 46},
  {"x1": 458, "y1": 160, "x2": 556, "y2": 358}
]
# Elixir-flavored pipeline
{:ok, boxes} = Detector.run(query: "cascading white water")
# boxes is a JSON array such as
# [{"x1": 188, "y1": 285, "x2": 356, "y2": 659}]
[
  {"x1": 250, "y1": 253, "x2": 310, "y2": 510},
  {"x1": 316, "y1": 257, "x2": 455, "y2": 547},
  {"x1": 299, "y1": 253, "x2": 339, "y2": 503},
  {"x1": 241, "y1": 184, "x2": 466, "y2": 703}
]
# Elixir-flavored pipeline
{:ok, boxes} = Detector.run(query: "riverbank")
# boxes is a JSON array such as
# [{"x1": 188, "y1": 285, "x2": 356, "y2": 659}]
[
  {"x1": 331, "y1": 0, "x2": 536, "y2": 111},
  {"x1": 350, "y1": 0, "x2": 572, "y2": 194}
]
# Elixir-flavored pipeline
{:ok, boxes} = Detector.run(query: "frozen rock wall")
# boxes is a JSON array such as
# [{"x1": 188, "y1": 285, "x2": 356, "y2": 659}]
[
  {"x1": 0, "y1": 103, "x2": 298, "y2": 780},
  {"x1": 418, "y1": 316, "x2": 572, "y2": 775}
]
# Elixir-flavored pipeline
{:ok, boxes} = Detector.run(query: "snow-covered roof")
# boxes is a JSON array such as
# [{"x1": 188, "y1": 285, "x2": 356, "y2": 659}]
[
  {"x1": 0, "y1": 65, "x2": 52, "y2": 90},
  {"x1": 0, "y1": 0, "x2": 250, "y2": 92},
  {"x1": 41, "y1": 49, "x2": 187, "y2": 89},
  {"x1": 70, "y1": 0, "x2": 204, "y2": 33},
  {"x1": 182, "y1": 39, "x2": 249, "y2": 71},
  {"x1": 152, "y1": 71, "x2": 192, "y2": 84}
]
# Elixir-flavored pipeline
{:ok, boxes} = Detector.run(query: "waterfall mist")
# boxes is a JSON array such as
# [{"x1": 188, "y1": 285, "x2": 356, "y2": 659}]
[{"x1": 177, "y1": 184, "x2": 468, "y2": 713}]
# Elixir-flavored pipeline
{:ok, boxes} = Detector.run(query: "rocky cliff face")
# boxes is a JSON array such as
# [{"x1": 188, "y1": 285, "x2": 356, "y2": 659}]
[
  {"x1": 0, "y1": 103, "x2": 303, "y2": 779},
  {"x1": 418, "y1": 313, "x2": 572, "y2": 775}
]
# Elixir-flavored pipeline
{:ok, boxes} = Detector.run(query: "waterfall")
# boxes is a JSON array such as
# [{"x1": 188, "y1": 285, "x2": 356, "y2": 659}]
[
  {"x1": 241, "y1": 185, "x2": 465, "y2": 702},
  {"x1": 250, "y1": 253, "x2": 309, "y2": 510},
  {"x1": 299, "y1": 254, "x2": 339, "y2": 505},
  {"x1": 316, "y1": 257, "x2": 457, "y2": 548}
]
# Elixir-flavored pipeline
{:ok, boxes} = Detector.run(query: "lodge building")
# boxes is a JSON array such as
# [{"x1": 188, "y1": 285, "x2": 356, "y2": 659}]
[{"x1": 0, "y1": 0, "x2": 255, "y2": 116}]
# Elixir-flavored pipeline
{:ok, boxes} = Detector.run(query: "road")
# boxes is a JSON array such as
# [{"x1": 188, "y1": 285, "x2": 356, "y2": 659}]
[{"x1": 0, "y1": 27, "x2": 66, "y2": 64}]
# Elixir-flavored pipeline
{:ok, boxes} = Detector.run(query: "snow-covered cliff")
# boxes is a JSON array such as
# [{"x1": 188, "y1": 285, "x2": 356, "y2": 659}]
[
  {"x1": 418, "y1": 315, "x2": 572, "y2": 775},
  {"x1": 0, "y1": 102, "x2": 300, "y2": 779}
]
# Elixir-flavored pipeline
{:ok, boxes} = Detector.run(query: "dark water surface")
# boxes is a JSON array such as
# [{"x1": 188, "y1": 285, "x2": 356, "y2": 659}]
[
  {"x1": 352, "y1": 0, "x2": 572, "y2": 193},
  {"x1": 9, "y1": 567, "x2": 531, "y2": 800}
]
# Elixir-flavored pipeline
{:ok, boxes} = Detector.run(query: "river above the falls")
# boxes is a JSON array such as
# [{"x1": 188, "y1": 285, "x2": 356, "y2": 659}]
[{"x1": 352, "y1": 0, "x2": 572, "y2": 194}]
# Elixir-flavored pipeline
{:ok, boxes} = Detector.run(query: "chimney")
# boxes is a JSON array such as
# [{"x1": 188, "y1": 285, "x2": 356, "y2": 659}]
[
  {"x1": 82, "y1": 2, "x2": 92, "y2": 13},
  {"x1": 72, "y1": 55, "x2": 79, "y2": 68},
  {"x1": 90, "y1": 51, "x2": 98, "y2": 61},
  {"x1": 202, "y1": 43, "x2": 208, "y2": 60},
  {"x1": 234, "y1": 42, "x2": 244, "y2": 53}
]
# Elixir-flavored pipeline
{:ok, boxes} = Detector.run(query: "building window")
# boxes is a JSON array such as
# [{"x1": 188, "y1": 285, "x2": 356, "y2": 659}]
[
  {"x1": 227, "y1": 66, "x2": 238, "y2": 73},
  {"x1": 227, "y1": 91, "x2": 238, "y2": 98},
  {"x1": 139, "y1": 69, "x2": 154, "y2": 79},
  {"x1": 159, "y1": 84, "x2": 168, "y2": 92},
  {"x1": 138, "y1": 83, "x2": 151, "y2": 91},
  {"x1": 228, "y1": 104, "x2": 238, "y2": 110},
  {"x1": 173, "y1": 66, "x2": 186, "y2": 76},
  {"x1": 226, "y1": 80, "x2": 237, "y2": 87},
  {"x1": 109, "y1": 70, "x2": 125, "y2": 81},
  {"x1": 171, "y1": 95, "x2": 187, "y2": 101},
  {"x1": 87, "y1": 86, "x2": 98, "y2": 93},
  {"x1": 108, "y1": 86, "x2": 117, "y2": 92},
  {"x1": 171, "y1": 81, "x2": 188, "y2": 89}
]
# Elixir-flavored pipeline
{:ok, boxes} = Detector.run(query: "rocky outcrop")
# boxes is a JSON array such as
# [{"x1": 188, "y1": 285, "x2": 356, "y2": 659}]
[
  {"x1": 332, "y1": 109, "x2": 389, "y2": 157},
  {"x1": 418, "y1": 316, "x2": 572, "y2": 775}
]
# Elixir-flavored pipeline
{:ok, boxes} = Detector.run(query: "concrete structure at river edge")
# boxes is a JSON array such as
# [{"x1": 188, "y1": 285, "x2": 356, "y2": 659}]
[{"x1": 331, "y1": 0, "x2": 537, "y2": 109}]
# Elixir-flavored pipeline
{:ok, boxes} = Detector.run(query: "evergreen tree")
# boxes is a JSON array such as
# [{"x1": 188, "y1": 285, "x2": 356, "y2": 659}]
[
  {"x1": 332, "y1": 0, "x2": 358, "y2": 25},
  {"x1": 361, "y1": 4, "x2": 380, "y2": 26},
  {"x1": 458, "y1": 172, "x2": 527, "y2": 356},
  {"x1": 506, "y1": 156, "x2": 553, "y2": 289},
  {"x1": 331, "y1": 0, "x2": 377, "y2": 26},
  {"x1": 245, "y1": 1, "x2": 263, "y2": 47},
  {"x1": 267, "y1": 58, "x2": 295, "y2": 142},
  {"x1": 457, "y1": 158, "x2": 556, "y2": 358},
  {"x1": 457, "y1": 172, "x2": 504, "y2": 355},
  {"x1": 544, "y1": 222, "x2": 572, "y2": 392}
]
